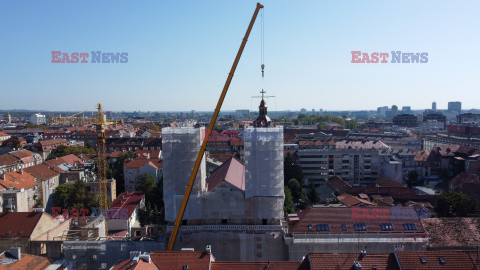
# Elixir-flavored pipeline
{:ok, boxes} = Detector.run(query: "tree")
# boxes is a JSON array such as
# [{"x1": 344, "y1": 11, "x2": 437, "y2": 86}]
[
  {"x1": 436, "y1": 191, "x2": 480, "y2": 217},
  {"x1": 287, "y1": 178, "x2": 304, "y2": 203},
  {"x1": 53, "y1": 181, "x2": 98, "y2": 211},
  {"x1": 406, "y1": 170, "x2": 419, "y2": 187},
  {"x1": 307, "y1": 184, "x2": 321, "y2": 205},
  {"x1": 136, "y1": 174, "x2": 157, "y2": 195},
  {"x1": 284, "y1": 186, "x2": 295, "y2": 214},
  {"x1": 50, "y1": 145, "x2": 95, "y2": 159},
  {"x1": 284, "y1": 153, "x2": 303, "y2": 184}
]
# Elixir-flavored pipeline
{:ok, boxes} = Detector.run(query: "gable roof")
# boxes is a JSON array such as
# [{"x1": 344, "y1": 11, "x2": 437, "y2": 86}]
[
  {"x1": 395, "y1": 250, "x2": 480, "y2": 269},
  {"x1": 307, "y1": 253, "x2": 398, "y2": 270},
  {"x1": 23, "y1": 164, "x2": 59, "y2": 180},
  {"x1": 0, "y1": 171, "x2": 38, "y2": 190},
  {"x1": 0, "y1": 251, "x2": 52, "y2": 269},
  {"x1": 0, "y1": 154, "x2": 19, "y2": 167},
  {"x1": 59, "y1": 154, "x2": 84, "y2": 165},
  {"x1": 336, "y1": 193, "x2": 374, "y2": 206},
  {"x1": 206, "y1": 157, "x2": 245, "y2": 192},
  {"x1": 109, "y1": 192, "x2": 145, "y2": 219},
  {"x1": 449, "y1": 172, "x2": 480, "y2": 187},
  {"x1": 375, "y1": 175, "x2": 404, "y2": 188},
  {"x1": 0, "y1": 212, "x2": 43, "y2": 239},
  {"x1": 124, "y1": 157, "x2": 162, "y2": 170},
  {"x1": 211, "y1": 261, "x2": 301, "y2": 270},
  {"x1": 327, "y1": 176, "x2": 351, "y2": 194},
  {"x1": 290, "y1": 206, "x2": 424, "y2": 235},
  {"x1": 149, "y1": 251, "x2": 211, "y2": 270}
]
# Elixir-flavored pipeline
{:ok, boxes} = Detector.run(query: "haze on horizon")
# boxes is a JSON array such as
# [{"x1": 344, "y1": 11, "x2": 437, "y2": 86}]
[{"x1": 0, "y1": 0, "x2": 479, "y2": 112}]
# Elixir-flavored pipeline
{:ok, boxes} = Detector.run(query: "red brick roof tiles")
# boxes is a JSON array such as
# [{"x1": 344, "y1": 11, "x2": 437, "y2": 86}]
[
  {"x1": 24, "y1": 164, "x2": 59, "y2": 181},
  {"x1": 206, "y1": 157, "x2": 245, "y2": 191},
  {"x1": 0, "y1": 171, "x2": 38, "y2": 190},
  {"x1": 109, "y1": 191, "x2": 145, "y2": 219},
  {"x1": 307, "y1": 253, "x2": 398, "y2": 270},
  {"x1": 327, "y1": 176, "x2": 352, "y2": 194},
  {"x1": 395, "y1": 250, "x2": 480, "y2": 269},
  {"x1": 0, "y1": 251, "x2": 52, "y2": 269},
  {"x1": 375, "y1": 175, "x2": 404, "y2": 188},
  {"x1": 211, "y1": 261, "x2": 301, "y2": 270},
  {"x1": 0, "y1": 212, "x2": 43, "y2": 239},
  {"x1": 290, "y1": 207, "x2": 425, "y2": 235},
  {"x1": 421, "y1": 218, "x2": 480, "y2": 247},
  {"x1": 149, "y1": 251, "x2": 211, "y2": 270}
]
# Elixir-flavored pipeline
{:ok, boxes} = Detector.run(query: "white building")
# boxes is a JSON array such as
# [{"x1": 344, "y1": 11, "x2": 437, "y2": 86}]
[{"x1": 30, "y1": 113, "x2": 46, "y2": 125}]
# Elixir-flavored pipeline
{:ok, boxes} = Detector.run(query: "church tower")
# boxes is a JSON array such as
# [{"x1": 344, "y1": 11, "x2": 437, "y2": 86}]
[{"x1": 244, "y1": 90, "x2": 284, "y2": 223}]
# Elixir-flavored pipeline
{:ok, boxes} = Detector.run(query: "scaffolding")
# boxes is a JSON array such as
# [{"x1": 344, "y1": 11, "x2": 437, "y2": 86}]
[
  {"x1": 243, "y1": 127, "x2": 284, "y2": 220},
  {"x1": 162, "y1": 127, "x2": 206, "y2": 222}
]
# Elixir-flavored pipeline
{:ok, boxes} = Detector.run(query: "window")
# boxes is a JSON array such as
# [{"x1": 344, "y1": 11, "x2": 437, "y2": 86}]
[
  {"x1": 354, "y1": 224, "x2": 366, "y2": 231},
  {"x1": 403, "y1": 223, "x2": 417, "y2": 230},
  {"x1": 381, "y1": 223, "x2": 394, "y2": 231},
  {"x1": 316, "y1": 224, "x2": 330, "y2": 231},
  {"x1": 308, "y1": 224, "x2": 313, "y2": 231},
  {"x1": 342, "y1": 224, "x2": 347, "y2": 231},
  {"x1": 439, "y1": 257, "x2": 446, "y2": 265},
  {"x1": 420, "y1": 257, "x2": 427, "y2": 264}
]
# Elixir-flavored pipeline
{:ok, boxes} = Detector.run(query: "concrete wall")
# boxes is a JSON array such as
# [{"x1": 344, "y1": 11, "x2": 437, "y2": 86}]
[{"x1": 174, "y1": 230, "x2": 288, "y2": 261}]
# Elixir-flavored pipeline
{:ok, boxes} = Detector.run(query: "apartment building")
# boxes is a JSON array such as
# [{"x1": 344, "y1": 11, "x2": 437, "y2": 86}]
[{"x1": 298, "y1": 148, "x2": 381, "y2": 186}]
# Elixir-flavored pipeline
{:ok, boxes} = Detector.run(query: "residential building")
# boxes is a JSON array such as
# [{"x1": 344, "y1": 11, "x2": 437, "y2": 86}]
[
  {"x1": 297, "y1": 148, "x2": 381, "y2": 186},
  {"x1": 124, "y1": 156, "x2": 163, "y2": 192},
  {"x1": 0, "y1": 211, "x2": 63, "y2": 253},
  {"x1": 0, "y1": 149, "x2": 43, "y2": 175},
  {"x1": 0, "y1": 170, "x2": 39, "y2": 211},
  {"x1": 448, "y1": 101, "x2": 462, "y2": 114},
  {"x1": 0, "y1": 131, "x2": 11, "y2": 142},
  {"x1": 285, "y1": 206, "x2": 428, "y2": 261},
  {"x1": 24, "y1": 164, "x2": 60, "y2": 210},
  {"x1": 29, "y1": 113, "x2": 46, "y2": 125},
  {"x1": 108, "y1": 191, "x2": 145, "y2": 237},
  {"x1": 393, "y1": 114, "x2": 418, "y2": 127}
]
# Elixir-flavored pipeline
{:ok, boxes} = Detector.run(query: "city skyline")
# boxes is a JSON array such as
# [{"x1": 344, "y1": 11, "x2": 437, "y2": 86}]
[{"x1": 1, "y1": 0, "x2": 479, "y2": 111}]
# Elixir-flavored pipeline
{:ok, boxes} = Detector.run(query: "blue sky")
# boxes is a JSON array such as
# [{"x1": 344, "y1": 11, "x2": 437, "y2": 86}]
[{"x1": 0, "y1": 0, "x2": 479, "y2": 112}]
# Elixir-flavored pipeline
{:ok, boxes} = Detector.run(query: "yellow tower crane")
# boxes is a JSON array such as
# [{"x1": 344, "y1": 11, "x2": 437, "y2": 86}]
[{"x1": 49, "y1": 103, "x2": 123, "y2": 235}]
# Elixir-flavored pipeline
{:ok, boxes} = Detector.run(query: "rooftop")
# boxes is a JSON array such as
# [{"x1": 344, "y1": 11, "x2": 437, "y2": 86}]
[
  {"x1": 0, "y1": 212, "x2": 43, "y2": 239},
  {"x1": 109, "y1": 191, "x2": 145, "y2": 219},
  {"x1": 206, "y1": 157, "x2": 245, "y2": 192}
]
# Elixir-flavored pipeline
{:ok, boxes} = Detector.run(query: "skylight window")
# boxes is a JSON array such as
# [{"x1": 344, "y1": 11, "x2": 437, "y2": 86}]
[
  {"x1": 403, "y1": 223, "x2": 417, "y2": 230},
  {"x1": 354, "y1": 224, "x2": 366, "y2": 231},
  {"x1": 381, "y1": 223, "x2": 394, "y2": 231},
  {"x1": 316, "y1": 224, "x2": 330, "y2": 231}
]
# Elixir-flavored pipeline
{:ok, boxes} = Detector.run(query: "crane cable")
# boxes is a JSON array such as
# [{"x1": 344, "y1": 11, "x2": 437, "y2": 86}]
[{"x1": 261, "y1": 8, "x2": 264, "y2": 78}]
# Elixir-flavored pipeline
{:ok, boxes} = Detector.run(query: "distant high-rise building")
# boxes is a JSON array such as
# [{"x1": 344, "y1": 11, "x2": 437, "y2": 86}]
[
  {"x1": 377, "y1": 106, "x2": 388, "y2": 116},
  {"x1": 448, "y1": 101, "x2": 462, "y2": 114},
  {"x1": 391, "y1": 105, "x2": 399, "y2": 116},
  {"x1": 432, "y1": 102, "x2": 437, "y2": 111},
  {"x1": 30, "y1": 113, "x2": 46, "y2": 125},
  {"x1": 300, "y1": 108, "x2": 307, "y2": 113},
  {"x1": 401, "y1": 106, "x2": 412, "y2": 115}
]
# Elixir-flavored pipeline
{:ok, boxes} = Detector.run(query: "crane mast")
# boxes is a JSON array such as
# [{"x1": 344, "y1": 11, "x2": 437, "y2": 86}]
[
  {"x1": 49, "y1": 103, "x2": 122, "y2": 236},
  {"x1": 167, "y1": 2, "x2": 264, "y2": 251}
]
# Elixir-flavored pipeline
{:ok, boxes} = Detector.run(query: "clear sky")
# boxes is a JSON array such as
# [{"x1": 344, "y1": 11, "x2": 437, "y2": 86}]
[{"x1": 1, "y1": 0, "x2": 479, "y2": 112}]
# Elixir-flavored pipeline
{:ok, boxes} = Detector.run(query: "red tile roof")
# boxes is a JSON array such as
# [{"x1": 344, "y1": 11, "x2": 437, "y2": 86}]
[
  {"x1": 0, "y1": 154, "x2": 19, "y2": 167},
  {"x1": 0, "y1": 171, "x2": 38, "y2": 190},
  {"x1": 347, "y1": 186, "x2": 419, "y2": 202},
  {"x1": 449, "y1": 172, "x2": 480, "y2": 188},
  {"x1": 112, "y1": 258, "x2": 158, "y2": 270},
  {"x1": 206, "y1": 157, "x2": 245, "y2": 191},
  {"x1": 59, "y1": 154, "x2": 84, "y2": 166},
  {"x1": 109, "y1": 192, "x2": 145, "y2": 219},
  {"x1": 421, "y1": 218, "x2": 480, "y2": 247},
  {"x1": 337, "y1": 193, "x2": 374, "y2": 206},
  {"x1": 395, "y1": 250, "x2": 480, "y2": 269},
  {"x1": 375, "y1": 175, "x2": 404, "y2": 188},
  {"x1": 124, "y1": 157, "x2": 162, "y2": 169},
  {"x1": 0, "y1": 212, "x2": 43, "y2": 239},
  {"x1": 149, "y1": 251, "x2": 211, "y2": 270},
  {"x1": 24, "y1": 164, "x2": 59, "y2": 180},
  {"x1": 211, "y1": 261, "x2": 301, "y2": 270},
  {"x1": 290, "y1": 206, "x2": 425, "y2": 235},
  {"x1": 0, "y1": 131, "x2": 10, "y2": 137},
  {"x1": 0, "y1": 251, "x2": 52, "y2": 269},
  {"x1": 307, "y1": 253, "x2": 398, "y2": 270},
  {"x1": 327, "y1": 176, "x2": 351, "y2": 194}
]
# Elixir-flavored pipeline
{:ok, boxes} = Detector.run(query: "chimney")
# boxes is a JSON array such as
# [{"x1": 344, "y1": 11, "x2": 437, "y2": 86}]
[
  {"x1": 360, "y1": 250, "x2": 367, "y2": 258},
  {"x1": 353, "y1": 261, "x2": 362, "y2": 270},
  {"x1": 183, "y1": 265, "x2": 188, "y2": 270},
  {"x1": 206, "y1": 245, "x2": 211, "y2": 253},
  {"x1": 19, "y1": 168, "x2": 24, "y2": 175},
  {"x1": 9, "y1": 247, "x2": 21, "y2": 260}
]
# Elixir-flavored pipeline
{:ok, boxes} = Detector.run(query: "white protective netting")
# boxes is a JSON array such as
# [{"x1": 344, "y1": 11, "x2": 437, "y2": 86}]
[{"x1": 162, "y1": 127, "x2": 206, "y2": 222}]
